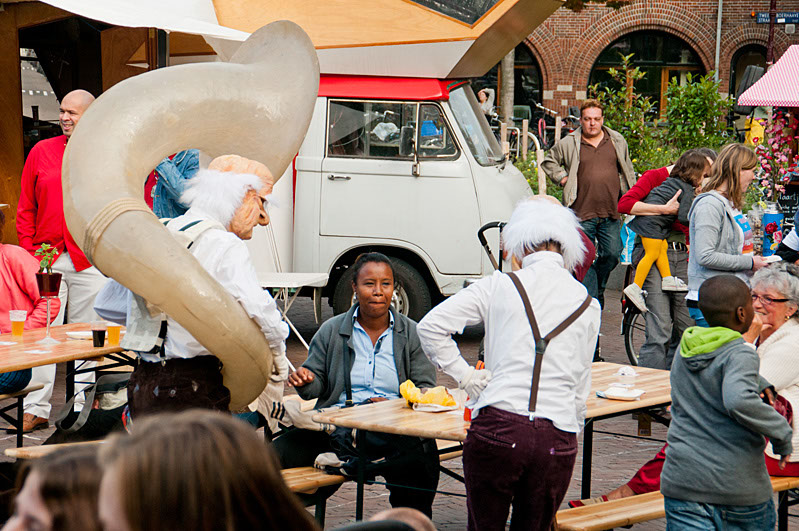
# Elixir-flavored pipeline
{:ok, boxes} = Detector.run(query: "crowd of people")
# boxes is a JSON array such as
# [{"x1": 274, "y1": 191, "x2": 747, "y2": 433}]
[{"x1": 0, "y1": 85, "x2": 797, "y2": 530}]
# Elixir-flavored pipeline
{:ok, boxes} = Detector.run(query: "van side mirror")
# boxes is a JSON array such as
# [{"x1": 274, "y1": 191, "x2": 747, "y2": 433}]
[{"x1": 399, "y1": 126, "x2": 415, "y2": 157}]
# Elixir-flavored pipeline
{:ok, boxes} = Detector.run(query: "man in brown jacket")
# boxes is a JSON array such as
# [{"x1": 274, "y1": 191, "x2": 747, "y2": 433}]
[{"x1": 541, "y1": 99, "x2": 636, "y2": 306}]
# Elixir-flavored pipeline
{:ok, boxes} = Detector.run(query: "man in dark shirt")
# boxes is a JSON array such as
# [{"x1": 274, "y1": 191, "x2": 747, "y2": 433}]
[{"x1": 541, "y1": 100, "x2": 636, "y2": 305}]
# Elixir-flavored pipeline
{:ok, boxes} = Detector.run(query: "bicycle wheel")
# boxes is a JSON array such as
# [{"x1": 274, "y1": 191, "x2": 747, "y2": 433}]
[{"x1": 622, "y1": 308, "x2": 646, "y2": 366}]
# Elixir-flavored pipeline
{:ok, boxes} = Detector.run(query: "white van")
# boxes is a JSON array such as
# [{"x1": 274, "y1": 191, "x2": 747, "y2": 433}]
[{"x1": 248, "y1": 75, "x2": 532, "y2": 320}]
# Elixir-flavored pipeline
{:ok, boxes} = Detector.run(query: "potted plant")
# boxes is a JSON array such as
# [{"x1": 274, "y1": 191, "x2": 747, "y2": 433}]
[{"x1": 34, "y1": 243, "x2": 62, "y2": 297}]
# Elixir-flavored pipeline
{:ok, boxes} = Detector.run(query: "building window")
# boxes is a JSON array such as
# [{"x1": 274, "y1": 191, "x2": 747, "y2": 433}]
[
  {"x1": 473, "y1": 43, "x2": 542, "y2": 115},
  {"x1": 730, "y1": 44, "x2": 767, "y2": 96},
  {"x1": 589, "y1": 31, "x2": 704, "y2": 117}
]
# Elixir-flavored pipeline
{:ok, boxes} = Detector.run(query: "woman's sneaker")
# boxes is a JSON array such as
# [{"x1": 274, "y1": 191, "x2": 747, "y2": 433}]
[
  {"x1": 623, "y1": 283, "x2": 648, "y2": 313},
  {"x1": 661, "y1": 276, "x2": 689, "y2": 292}
]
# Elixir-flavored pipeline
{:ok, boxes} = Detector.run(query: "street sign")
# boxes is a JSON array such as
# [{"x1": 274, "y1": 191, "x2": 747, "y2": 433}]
[{"x1": 756, "y1": 12, "x2": 799, "y2": 24}]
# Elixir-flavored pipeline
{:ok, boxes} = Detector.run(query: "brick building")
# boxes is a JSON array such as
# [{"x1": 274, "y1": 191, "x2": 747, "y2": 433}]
[{"x1": 481, "y1": 0, "x2": 799, "y2": 118}]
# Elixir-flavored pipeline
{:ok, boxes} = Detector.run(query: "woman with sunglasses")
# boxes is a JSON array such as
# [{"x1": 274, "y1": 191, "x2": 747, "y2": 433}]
[{"x1": 747, "y1": 262, "x2": 799, "y2": 475}]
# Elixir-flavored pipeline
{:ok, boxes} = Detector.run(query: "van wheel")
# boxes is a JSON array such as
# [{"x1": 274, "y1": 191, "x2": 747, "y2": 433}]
[{"x1": 331, "y1": 258, "x2": 433, "y2": 321}]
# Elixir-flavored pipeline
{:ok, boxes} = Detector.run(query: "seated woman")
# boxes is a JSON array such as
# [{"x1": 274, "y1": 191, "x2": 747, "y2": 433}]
[
  {"x1": 274, "y1": 252, "x2": 439, "y2": 517},
  {"x1": 569, "y1": 262, "x2": 799, "y2": 507},
  {"x1": 98, "y1": 410, "x2": 317, "y2": 531},
  {"x1": 0, "y1": 207, "x2": 60, "y2": 393},
  {"x1": 4, "y1": 446, "x2": 102, "y2": 531}
]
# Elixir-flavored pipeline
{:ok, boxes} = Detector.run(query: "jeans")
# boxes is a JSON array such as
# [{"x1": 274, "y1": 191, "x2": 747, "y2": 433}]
[
  {"x1": 664, "y1": 496, "x2": 775, "y2": 530},
  {"x1": 463, "y1": 407, "x2": 577, "y2": 531},
  {"x1": 580, "y1": 217, "x2": 622, "y2": 307},
  {"x1": 689, "y1": 307, "x2": 709, "y2": 328},
  {"x1": 631, "y1": 245, "x2": 693, "y2": 369}
]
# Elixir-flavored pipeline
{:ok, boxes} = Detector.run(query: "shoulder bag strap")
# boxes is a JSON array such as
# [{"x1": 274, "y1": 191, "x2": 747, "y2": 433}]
[{"x1": 507, "y1": 272, "x2": 593, "y2": 412}]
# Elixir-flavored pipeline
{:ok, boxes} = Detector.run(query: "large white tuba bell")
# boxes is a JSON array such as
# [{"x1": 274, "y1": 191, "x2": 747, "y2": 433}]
[{"x1": 62, "y1": 21, "x2": 320, "y2": 410}]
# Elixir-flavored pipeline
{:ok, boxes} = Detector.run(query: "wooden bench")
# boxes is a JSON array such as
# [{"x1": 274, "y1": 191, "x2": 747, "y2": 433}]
[
  {"x1": 555, "y1": 476, "x2": 799, "y2": 531},
  {"x1": 5, "y1": 439, "x2": 103, "y2": 460},
  {"x1": 0, "y1": 384, "x2": 45, "y2": 448}
]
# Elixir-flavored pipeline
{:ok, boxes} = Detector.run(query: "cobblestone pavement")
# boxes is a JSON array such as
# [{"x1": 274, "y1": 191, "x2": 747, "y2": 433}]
[{"x1": 1, "y1": 288, "x2": 796, "y2": 529}]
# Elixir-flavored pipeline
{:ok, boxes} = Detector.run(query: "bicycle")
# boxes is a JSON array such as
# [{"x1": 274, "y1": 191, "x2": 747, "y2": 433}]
[{"x1": 620, "y1": 264, "x2": 645, "y2": 366}]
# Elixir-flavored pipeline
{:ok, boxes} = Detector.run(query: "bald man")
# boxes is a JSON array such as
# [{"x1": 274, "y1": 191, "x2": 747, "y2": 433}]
[{"x1": 15, "y1": 89, "x2": 107, "y2": 433}]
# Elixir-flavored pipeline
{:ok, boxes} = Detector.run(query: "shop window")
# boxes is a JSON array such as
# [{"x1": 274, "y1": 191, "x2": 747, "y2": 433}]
[{"x1": 589, "y1": 31, "x2": 704, "y2": 117}]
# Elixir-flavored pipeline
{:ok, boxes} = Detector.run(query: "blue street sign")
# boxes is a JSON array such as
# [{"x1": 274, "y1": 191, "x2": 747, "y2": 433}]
[{"x1": 756, "y1": 12, "x2": 799, "y2": 24}]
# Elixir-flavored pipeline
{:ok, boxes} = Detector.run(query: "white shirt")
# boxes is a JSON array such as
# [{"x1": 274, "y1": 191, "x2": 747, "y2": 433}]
[
  {"x1": 417, "y1": 252, "x2": 600, "y2": 433},
  {"x1": 151, "y1": 209, "x2": 289, "y2": 362}
]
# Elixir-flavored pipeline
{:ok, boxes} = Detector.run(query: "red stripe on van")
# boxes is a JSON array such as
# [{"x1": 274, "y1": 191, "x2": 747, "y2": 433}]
[{"x1": 318, "y1": 75, "x2": 451, "y2": 101}]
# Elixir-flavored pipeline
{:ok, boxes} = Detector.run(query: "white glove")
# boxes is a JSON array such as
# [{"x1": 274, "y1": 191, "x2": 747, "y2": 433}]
[
  {"x1": 458, "y1": 367, "x2": 493, "y2": 399},
  {"x1": 271, "y1": 351, "x2": 289, "y2": 382}
]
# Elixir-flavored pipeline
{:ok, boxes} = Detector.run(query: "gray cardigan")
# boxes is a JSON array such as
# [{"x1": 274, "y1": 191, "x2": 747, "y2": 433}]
[
  {"x1": 687, "y1": 191, "x2": 754, "y2": 292},
  {"x1": 661, "y1": 338, "x2": 792, "y2": 505},
  {"x1": 297, "y1": 305, "x2": 437, "y2": 409}
]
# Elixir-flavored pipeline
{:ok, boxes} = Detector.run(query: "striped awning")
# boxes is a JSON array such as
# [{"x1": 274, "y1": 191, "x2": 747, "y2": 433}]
[{"x1": 738, "y1": 45, "x2": 799, "y2": 107}]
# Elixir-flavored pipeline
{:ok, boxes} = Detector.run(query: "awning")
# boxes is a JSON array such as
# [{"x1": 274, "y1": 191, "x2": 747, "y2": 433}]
[
  {"x1": 738, "y1": 45, "x2": 799, "y2": 107},
  {"x1": 39, "y1": 0, "x2": 249, "y2": 58}
]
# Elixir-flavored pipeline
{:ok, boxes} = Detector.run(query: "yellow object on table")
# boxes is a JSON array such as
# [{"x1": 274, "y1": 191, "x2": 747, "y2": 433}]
[{"x1": 400, "y1": 380, "x2": 457, "y2": 407}]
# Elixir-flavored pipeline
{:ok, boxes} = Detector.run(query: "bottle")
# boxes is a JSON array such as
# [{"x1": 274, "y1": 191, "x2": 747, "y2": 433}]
[{"x1": 463, "y1": 360, "x2": 485, "y2": 422}]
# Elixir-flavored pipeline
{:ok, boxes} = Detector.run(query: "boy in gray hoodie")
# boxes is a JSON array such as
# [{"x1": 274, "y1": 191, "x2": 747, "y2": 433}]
[{"x1": 662, "y1": 275, "x2": 792, "y2": 529}]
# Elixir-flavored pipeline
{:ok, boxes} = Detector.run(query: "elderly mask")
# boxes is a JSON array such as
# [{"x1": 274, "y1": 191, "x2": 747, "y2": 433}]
[{"x1": 209, "y1": 155, "x2": 275, "y2": 239}]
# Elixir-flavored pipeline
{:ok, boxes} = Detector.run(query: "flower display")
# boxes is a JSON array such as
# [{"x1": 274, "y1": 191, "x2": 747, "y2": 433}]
[{"x1": 753, "y1": 110, "x2": 799, "y2": 206}]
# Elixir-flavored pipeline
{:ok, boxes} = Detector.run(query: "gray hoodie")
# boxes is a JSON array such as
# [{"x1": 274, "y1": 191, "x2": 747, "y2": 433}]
[{"x1": 661, "y1": 328, "x2": 793, "y2": 506}]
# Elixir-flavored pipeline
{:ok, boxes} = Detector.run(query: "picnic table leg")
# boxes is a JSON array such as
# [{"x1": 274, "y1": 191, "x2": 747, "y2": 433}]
[
  {"x1": 356, "y1": 429, "x2": 366, "y2": 520},
  {"x1": 581, "y1": 419, "x2": 594, "y2": 500},
  {"x1": 778, "y1": 491, "x2": 788, "y2": 531},
  {"x1": 15, "y1": 396, "x2": 23, "y2": 448},
  {"x1": 65, "y1": 360, "x2": 75, "y2": 414}
]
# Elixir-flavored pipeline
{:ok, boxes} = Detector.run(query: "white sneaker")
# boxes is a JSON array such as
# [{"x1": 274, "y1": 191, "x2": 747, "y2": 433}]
[
  {"x1": 623, "y1": 283, "x2": 648, "y2": 313},
  {"x1": 661, "y1": 276, "x2": 689, "y2": 292}
]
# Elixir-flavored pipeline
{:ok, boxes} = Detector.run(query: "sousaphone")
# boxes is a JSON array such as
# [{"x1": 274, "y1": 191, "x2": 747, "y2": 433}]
[{"x1": 62, "y1": 21, "x2": 320, "y2": 410}]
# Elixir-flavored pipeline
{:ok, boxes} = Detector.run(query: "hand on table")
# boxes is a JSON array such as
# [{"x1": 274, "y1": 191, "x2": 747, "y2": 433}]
[{"x1": 287, "y1": 367, "x2": 315, "y2": 388}]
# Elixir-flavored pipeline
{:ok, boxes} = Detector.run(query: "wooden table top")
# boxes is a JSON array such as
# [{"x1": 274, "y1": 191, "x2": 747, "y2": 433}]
[
  {"x1": 0, "y1": 323, "x2": 125, "y2": 373},
  {"x1": 312, "y1": 362, "x2": 671, "y2": 442}
]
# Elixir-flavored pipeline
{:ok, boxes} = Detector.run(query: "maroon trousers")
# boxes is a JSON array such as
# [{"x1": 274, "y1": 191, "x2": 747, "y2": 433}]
[{"x1": 462, "y1": 406, "x2": 577, "y2": 531}]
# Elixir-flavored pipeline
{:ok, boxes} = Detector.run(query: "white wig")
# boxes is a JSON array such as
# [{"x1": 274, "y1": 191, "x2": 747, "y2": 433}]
[
  {"x1": 179, "y1": 169, "x2": 264, "y2": 227},
  {"x1": 502, "y1": 198, "x2": 586, "y2": 272}
]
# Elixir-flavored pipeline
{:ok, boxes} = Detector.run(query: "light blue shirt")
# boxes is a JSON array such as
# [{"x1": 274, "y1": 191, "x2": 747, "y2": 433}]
[{"x1": 337, "y1": 309, "x2": 399, "y2": 406}]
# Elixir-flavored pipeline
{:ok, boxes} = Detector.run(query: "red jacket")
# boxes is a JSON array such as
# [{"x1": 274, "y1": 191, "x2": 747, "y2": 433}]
[
  {"x1": 0, "y1": 243, "x2": 60, "y2": 333},
  {"x1": 617, "y1": 166, "x2": 689, "y2": 239},
  {"x1": 16, "y1": 136, "x2": 92, "y2": 271}
]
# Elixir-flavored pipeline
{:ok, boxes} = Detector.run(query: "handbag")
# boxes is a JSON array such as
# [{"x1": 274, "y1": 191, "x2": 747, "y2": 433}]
[
  {"x1": 45, "y1": 373, "x2": 129, "y2": 444},
  {"x1": 773, "y1": 393, "x2": 793, "y2": 426}
]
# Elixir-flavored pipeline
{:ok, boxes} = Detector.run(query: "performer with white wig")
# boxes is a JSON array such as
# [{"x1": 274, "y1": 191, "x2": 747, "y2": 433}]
[
  {"x1": 95, "y1": 155, "x2": 289, "y2": 417},
  {"x1": 417, "y1": 197, "x2": 601, "y2": 531}
]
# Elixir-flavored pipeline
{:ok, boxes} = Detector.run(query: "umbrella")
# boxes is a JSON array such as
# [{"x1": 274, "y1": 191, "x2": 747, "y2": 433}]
[{"x1": 738, "y1": 45, "x2": 799, "y2": 108}]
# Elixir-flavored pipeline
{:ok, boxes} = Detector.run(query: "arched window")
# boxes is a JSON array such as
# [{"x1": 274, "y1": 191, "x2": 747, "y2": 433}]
[
  {"x1": 589, "y1": 31, "x2": 704, "y2": 117},
  {"x1": 473, "y1": 43, "x2": 542, "y2": 113},
  {"x1": 729, "y1": 44, "x2": 767, "y2": 96}
]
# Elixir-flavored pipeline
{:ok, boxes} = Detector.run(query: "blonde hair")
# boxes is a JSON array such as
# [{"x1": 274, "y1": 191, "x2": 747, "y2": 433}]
[
  {"x1": 100, "y1": 410, "x2": 318, "y2": 531},
  {"x1": 703, "y1": 143, "x2": 757, "y2": 210}
]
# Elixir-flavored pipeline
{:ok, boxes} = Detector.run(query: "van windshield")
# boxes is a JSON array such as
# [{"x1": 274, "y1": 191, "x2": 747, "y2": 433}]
[{"x1": 449, "y1": 85, "x2": 504, "y2": 166}]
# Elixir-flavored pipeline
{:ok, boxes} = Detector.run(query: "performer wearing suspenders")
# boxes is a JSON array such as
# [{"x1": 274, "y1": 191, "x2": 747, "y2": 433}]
[{"x1": 418, "y1": 197, "x2": 601, "y2": 531}]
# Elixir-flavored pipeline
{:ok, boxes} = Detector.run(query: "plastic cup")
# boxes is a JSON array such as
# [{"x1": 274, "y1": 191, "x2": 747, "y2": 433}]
[
  {"x1": 107, "y1": 324, "x2": 121, "y2": 346},
  {"x1": 91, "y1": 321, "x2": 107, "y2": 348},
  {"x1": 9, "y1": 310, "x2": 26, "y2": 338}
]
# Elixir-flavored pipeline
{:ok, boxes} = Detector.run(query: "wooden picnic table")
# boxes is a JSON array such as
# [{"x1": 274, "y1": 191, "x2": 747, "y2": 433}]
[
  {"x1": 313, "y1": 362, "x2": 672, "y2": 517},
  {"x1": 0, "y1": 323, "x2": 133, "y2": 401}
]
